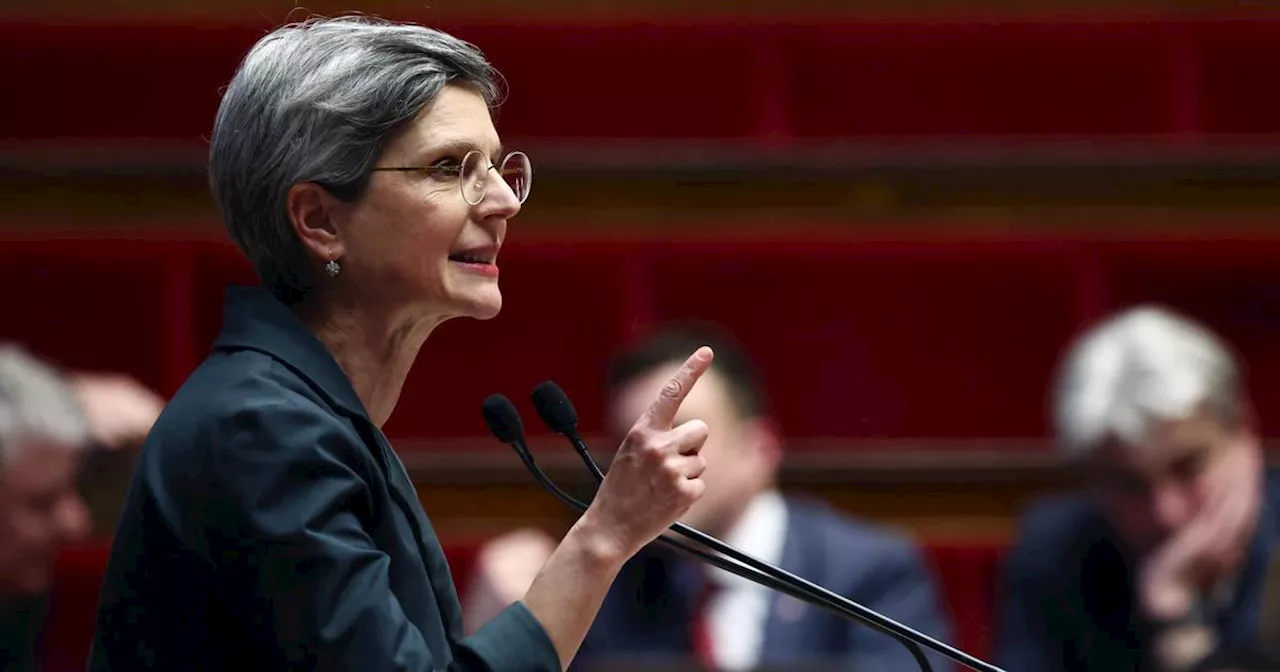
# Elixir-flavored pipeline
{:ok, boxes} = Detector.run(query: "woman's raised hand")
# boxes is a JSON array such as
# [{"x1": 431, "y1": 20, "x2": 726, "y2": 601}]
[{"x1": 582, "y1": 347, "x2": 714, "y2": 559}]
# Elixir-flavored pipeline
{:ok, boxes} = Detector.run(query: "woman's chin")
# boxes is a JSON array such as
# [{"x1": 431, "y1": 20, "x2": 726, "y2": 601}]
[
  {"x1": 461, "y1": 291, "x2": 503, "y2": 321},
  {"x1": 435, "y1": 282, "x2": 502, "y2": 321},
  {"x1": 470, "y1": 303, "x2": 502, "y2": 321}
]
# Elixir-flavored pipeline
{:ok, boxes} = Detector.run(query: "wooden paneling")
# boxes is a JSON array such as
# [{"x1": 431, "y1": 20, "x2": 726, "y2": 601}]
[
  {"x1": 77, "y1": 443, "x2": 1068, "y2": 542},
  {"x1": 5, "y1": 164, "x2": 1280, "y2": 232},
  {"x1": 412, "y1": 472, "x2": 1066, "y2": 543}
]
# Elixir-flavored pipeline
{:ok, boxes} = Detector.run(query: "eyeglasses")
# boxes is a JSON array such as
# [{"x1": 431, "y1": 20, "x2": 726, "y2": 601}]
[{"x1": 372, "y1": 149, "x2": 532, "y2": 206}]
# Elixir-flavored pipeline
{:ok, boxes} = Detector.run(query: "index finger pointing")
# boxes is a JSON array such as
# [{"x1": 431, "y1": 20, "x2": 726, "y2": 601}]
[{"x1": 642, "y1": 346, "x2": 714, "y2": 429}]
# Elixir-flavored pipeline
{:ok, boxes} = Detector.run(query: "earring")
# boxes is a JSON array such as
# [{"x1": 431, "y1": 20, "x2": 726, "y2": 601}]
[{"x1": 324, "y1": 250, "x2": 341, "y2": 278}]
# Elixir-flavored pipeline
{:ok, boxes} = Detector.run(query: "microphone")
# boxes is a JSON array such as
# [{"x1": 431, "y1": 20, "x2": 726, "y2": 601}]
[
  {"x1": 483, "y1": 393, "x2": 952, "y2": 672},
  {"x1": 482, "y1": 394, "x2": 525, "y2": 444},
  {"x1": 482, "y1": 394, "x2": 865, "y2": 612},
  {"x1": 531, "y1": 381, "x2": 606, "y2": 479},
  {"x1": 482, "y1": 394, "x2": 580, "y2": 510},
  {"x1": 525, "y1": 381, "x2": 1004, "y2": 672}
]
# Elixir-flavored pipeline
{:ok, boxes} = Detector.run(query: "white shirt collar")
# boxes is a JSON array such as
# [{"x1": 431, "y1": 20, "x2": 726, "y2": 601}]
[{"x1": 706, "y1": 489, "x2": 788, "y2": 590}]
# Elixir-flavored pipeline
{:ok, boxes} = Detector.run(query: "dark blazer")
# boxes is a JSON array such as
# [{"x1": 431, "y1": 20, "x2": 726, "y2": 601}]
[
  {"x1": 0, "y1": 593, "x2": 48, "y2": 672},
  {"x1": 88, "y1": 286, "x2": 559, "y2": 672},
  {"x1": 573, "y1": 498, "x2": 952, "y2": 672},
  {"x1": 995, "y1": 469, "x2": 1280, "y2": 672}
]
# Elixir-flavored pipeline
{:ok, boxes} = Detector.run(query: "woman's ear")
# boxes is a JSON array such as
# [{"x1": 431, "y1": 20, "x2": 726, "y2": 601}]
[{"x1": 285, "y1": 182, "x2": 345, "y2": 262}]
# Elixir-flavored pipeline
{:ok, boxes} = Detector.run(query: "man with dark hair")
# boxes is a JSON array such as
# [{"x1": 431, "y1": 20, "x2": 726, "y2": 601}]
[
  {"x1": 605, "y1": 323, "x2": 768, "y2": 417},
  {"x1": 467, "y1": 323, "x2": 951, "y2": 671}
]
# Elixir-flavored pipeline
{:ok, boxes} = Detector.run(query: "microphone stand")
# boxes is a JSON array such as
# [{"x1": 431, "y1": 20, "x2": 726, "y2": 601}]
[
  {"x1": 528, "y1": 382, "x2": 1005, "y2": 672},
  {"x1": 498, "y1": 428, "x2": 937, "y2": 672},
  {"x1": 484, "y1": 392, "x2": 1006, "y2": 672}
]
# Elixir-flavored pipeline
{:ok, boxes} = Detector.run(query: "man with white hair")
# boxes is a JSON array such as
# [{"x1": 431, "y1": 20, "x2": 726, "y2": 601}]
[
  {"x1": 0, "y1": 345, "x2": 165, "y2": 672},
  {"x1": 0, "y1": 345, "x2": 96, "y2": 672},
  {"x1": 996, "y1": 306, "x2": 1280, "y2": 672}
]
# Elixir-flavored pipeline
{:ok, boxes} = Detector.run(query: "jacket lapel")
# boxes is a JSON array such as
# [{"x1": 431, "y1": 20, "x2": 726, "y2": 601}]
[
  {"x1": 212, "y1": 286, "x2": 464, "y2": 640},
  {"x1": 357, "y1": 421, "x2": 466, "y2": 640}
]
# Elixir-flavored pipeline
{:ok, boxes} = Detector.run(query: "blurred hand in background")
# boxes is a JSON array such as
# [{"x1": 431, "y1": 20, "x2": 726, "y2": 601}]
[{"x1": 69, "y1": 373, "x2": 165, "y2": 451}]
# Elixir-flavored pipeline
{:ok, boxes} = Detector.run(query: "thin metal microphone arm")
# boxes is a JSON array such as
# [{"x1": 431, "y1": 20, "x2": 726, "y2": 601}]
[
  {"x1": 505, "y1": 439, "x2": 936, "y2": 672},
  {"x1": 561, "y1": 432, "x2": 1003, "y2": 672},
  {"x1": 510, "y1": 439, "x2": 850, "y2": 593}
]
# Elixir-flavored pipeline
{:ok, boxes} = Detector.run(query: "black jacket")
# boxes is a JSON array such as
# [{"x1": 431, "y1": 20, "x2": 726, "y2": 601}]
[{"x1": 89, "y1": 286, "x2": 559, "y2": 672}]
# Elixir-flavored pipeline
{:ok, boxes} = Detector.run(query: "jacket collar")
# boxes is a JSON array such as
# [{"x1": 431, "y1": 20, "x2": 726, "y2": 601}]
[{"x1": 212, "y1": 285, "x2": 369, "y2": 420}]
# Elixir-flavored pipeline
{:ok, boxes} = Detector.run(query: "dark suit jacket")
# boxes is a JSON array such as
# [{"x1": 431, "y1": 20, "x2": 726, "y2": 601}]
[
  {"x1": 573, "y1": 497, "x2": 952, "y2": 672},
  {"x1": 995, "y1": 469, "x2": 1280, "y2": 672},
  {"x1": 88, "y1": 286, "x2": 559, "y2": 672},
  {"x1": 0, "y1": 593, "x2": 48, "y2": 672}
]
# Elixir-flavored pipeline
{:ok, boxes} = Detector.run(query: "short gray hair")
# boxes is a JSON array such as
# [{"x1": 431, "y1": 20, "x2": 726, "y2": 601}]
[
  {"x1": 0, "y1": 345, "x2": 91, "y2": 468},
  {"x1": 1052, "y1": 305, "x2": 1243, "y2": 458},
  {"x1": 208, "y1": 15, "x2": 502, "y2": 304}
]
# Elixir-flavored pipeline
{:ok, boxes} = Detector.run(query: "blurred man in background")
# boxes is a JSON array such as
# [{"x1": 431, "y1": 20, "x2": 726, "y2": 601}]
[
  {"x1": 997, "y1": 306, "x2": 1280, "y2": 672},
  {"x1": 467, "y1": 324, "x2": 951, "y2": 671},
  {"x1": 0, "y1": 345, "x2": 163, "y2": 672}
]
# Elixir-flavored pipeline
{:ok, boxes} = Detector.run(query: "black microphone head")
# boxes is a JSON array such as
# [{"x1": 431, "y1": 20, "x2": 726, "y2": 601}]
[
  {"x1": 482, "y1": 394, "x2": 525, "y2": 444},
  {"x1": 531, "y1": 381, "x2": 579, "y2": 436}
]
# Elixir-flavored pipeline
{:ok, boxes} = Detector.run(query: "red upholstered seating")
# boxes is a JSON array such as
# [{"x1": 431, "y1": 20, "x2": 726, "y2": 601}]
[
  {"x1": 925, "y1": 541, "x2": 1006, "y2": 662},
  {"x1": 42, "y1": 544, "x2": 112, "y2": 672},
  {"x1": 0, "y1": 237, "x2": 198, "y2": 395},
  {"x1": 644, "y1": 238, "x2": 1086, "y2": 440},
  {"x1": 783, "y1": 21, "x2": 1176, "y2": 138},
  {"x1": 5, "y1": 17, "x2": 1280, "y2": 144},
  {"x1": 6, "y1": 232, "x2": 1280, "y2": 440}
]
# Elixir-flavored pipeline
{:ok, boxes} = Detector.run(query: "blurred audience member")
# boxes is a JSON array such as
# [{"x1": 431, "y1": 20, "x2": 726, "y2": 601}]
[
  {"x1": 0, "y1": 345, "x2": 164, "y2": 672},
  {"x1": 997, "y1": 306, "x2": 1280, "y2": 672},
  {"x1": 0, "y1": 346, "x2": 95, "y2": 672},
  {"x1": 467, "y1": 324, "x2": 951, "y2": 671}
]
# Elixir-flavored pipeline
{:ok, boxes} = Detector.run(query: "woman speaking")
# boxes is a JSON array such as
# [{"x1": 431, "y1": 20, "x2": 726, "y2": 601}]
[{"x1": 88, "y1": 16, "x2": 712, "y2": 672}]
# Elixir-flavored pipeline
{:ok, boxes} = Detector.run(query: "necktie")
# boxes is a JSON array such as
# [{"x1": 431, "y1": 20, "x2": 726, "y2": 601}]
[{"x1": 690, "y1": 577, "x2": 721, "y2": 670}]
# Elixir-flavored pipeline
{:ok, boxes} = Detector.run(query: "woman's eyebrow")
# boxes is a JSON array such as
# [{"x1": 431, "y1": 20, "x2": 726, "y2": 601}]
[{"x1": 413, "y1": 139, "x2": 503, "y2": 161}]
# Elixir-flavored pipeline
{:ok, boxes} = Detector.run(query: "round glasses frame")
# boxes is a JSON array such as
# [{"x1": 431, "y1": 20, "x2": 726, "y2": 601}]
[{"x1": 372, "y1": 149, "x2": 532, "y2": 206}]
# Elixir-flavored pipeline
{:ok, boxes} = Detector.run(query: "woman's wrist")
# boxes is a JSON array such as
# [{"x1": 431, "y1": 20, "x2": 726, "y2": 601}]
[{"x1": 565, "y1": 511, "x2": 632, "y2": 572}]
